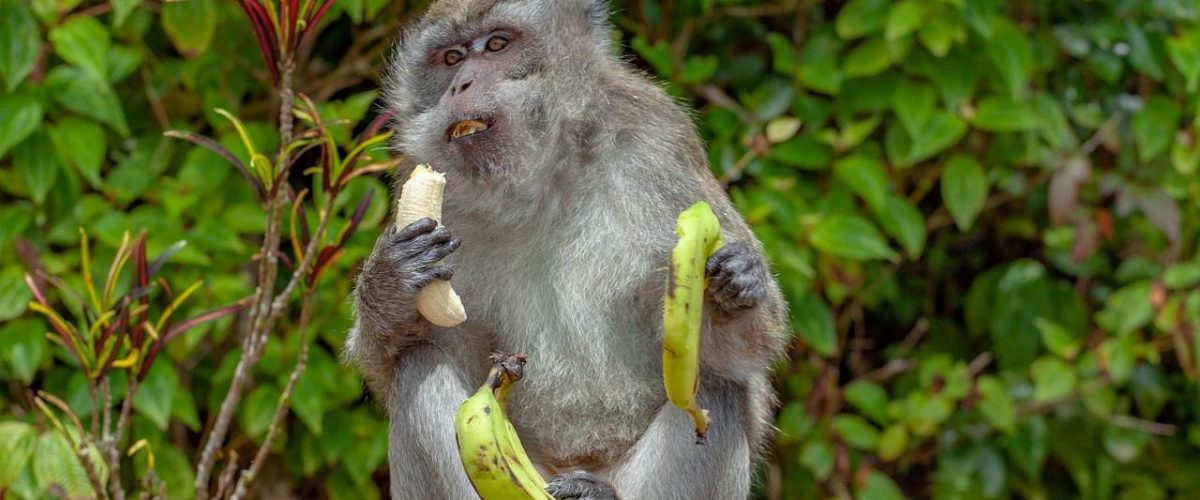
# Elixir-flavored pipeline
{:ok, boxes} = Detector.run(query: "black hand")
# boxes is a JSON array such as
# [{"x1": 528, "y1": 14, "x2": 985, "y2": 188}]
[
  {"x1": 357, "y1": 218, "x2": 461, "y2": 325},
  {"x1": 381, "y1": 218, "x2": 460, "y2": 293},
  {"x1": 705, "y1": 243, "x2": 768, "y2": 318},
  {"x1": 545, "y1": 471, "x2": 619, "y2": 500}
]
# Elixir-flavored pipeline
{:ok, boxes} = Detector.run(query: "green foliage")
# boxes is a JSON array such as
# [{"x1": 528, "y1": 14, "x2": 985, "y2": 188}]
[{"x1": 1, "y1": 0, "x2": 1199, "y2": 499}]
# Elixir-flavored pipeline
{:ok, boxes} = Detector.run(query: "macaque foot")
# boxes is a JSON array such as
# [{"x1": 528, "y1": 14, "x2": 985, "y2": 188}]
[
  {"x1": 705, "y1": 243, "x2": 768, "y2": 318},
  {"x1": 545, "y1": 471, "x2": 619, "y2": 500}
]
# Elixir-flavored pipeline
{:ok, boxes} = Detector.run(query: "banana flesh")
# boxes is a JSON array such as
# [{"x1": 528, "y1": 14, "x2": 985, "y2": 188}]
[
  {"x1": 662, "y1": 201, "x2": 723, "y2": 443},
  {"x1": 455, "y1": 354, "x2": 553, "y2": 500},
  {"x1": 395, "y1": 164, "x2": 467, "y2": 327}
]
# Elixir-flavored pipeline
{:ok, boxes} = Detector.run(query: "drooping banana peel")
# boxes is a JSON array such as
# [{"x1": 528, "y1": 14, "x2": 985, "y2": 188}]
[
  {"x1": 455, "y1": 354, "x2": 553, "y2": 500},
  {"x1": 663, "y1": 201, "x2": 724, "y2": 443},
  {"x1": 395, "y1": 164, "x2": 467, "y2": 327}
]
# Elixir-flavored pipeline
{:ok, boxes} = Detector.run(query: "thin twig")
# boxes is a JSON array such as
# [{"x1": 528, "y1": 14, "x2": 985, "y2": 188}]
[
  {"x1": 109, "y1": 376, "x2": 139, "y2": 500},
  {"x1": 229, "y1": 287, "x2": 316, "y2": 500},
  {"x1": 1110, "y1": 414, "x2": 1177, "y2": 436},
  {"x1": 79, "y1": 442, "x2": 111, "y2": 500}
]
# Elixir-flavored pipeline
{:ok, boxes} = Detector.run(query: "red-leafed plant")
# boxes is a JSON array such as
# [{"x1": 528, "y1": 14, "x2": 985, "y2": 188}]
[{"x1": 24, "y1": 1, "x2": 393, "y2": 499}]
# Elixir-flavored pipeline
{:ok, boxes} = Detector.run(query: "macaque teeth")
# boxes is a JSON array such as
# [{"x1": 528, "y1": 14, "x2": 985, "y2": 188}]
[{"x1": 449, "y1": 119, "x2": 490, "y2": 140}]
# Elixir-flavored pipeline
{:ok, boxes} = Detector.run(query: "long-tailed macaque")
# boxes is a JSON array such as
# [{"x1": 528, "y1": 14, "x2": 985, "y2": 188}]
[{"x1": 345, "y1": 1, "x2": 789, "y2": 498}]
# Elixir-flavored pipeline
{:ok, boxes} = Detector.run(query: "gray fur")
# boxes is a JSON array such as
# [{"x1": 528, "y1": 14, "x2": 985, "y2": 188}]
[{"x1": 346, "y1": 1, "x2": 789, "y2": 498}]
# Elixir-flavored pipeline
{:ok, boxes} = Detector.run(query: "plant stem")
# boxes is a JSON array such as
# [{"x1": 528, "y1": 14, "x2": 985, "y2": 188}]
[{"x1": 229, "y1": 286, "x2": 316, "y2": 500}]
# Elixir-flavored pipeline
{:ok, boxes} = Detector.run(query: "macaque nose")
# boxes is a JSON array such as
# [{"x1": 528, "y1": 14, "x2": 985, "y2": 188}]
[{"x1": 449, "y1": 71, "x2": 475, "y2": 97}]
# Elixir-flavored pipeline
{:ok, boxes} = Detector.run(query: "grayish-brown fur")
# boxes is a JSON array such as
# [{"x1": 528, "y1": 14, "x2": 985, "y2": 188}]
[{"x1": 345, "y1": 1, "x2": 789, "y2": 498}]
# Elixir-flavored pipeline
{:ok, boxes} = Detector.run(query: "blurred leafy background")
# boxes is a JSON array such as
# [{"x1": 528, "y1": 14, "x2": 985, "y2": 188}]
[{"x1": 2, "y1": 0, "x2": 1200, "y2": 498}]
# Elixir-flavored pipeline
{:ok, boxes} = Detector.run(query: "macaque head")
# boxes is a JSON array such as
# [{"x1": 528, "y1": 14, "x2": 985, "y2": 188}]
[{"x1": 384, "y1": 0, "x2": 612, "y2": 179}]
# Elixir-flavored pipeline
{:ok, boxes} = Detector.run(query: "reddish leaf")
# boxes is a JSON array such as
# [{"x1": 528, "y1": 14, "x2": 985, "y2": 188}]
[
  {"x1": 164, "y1": 130, "x2": 266, "y2": 200},
  {"x1": 237, "y1": 0, "x2": 281, "y2": 83},
  {"x1": 336, "y1": 189, "x2": 374, "y2": 248}
]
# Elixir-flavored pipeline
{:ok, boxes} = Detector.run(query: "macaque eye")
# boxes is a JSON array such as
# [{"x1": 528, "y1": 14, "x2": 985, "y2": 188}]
[
  {"x1": 485, "y1": 35, "x2": 509, "y2": 52},
  {"x1": 444, "y1": 49, "x2": 465, "y2": 66}
]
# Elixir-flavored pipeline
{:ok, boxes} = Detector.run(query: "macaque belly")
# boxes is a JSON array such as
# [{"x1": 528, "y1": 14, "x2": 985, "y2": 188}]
[
  {"x1": 478, "y1": 275, "x2": 666, "y2": 468},
  {"x1": 501, "y1": 327, "x2": 666, "y2": 468}
]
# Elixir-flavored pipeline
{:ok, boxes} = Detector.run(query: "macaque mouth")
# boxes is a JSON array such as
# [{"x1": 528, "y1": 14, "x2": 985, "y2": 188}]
[{"x1": 447, "y1": 118, "x2": 495, "y2": 142}]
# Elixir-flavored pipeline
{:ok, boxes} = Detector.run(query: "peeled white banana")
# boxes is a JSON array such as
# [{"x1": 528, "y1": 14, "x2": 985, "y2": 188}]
[
  {"x1": 455, "y1": 354, "x2": 553, "y2": 500},
  {"x1": 663, "y1": 201, "x2": 723, "y2": 443},
  {"x1": 395, "y1": 164, "x2": 467, "y2": 327}
]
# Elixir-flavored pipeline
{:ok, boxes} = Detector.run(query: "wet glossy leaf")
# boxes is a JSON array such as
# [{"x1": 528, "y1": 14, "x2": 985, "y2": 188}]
[{"x1": 810, "y1": 215, "x2": 899, "y2": 262}]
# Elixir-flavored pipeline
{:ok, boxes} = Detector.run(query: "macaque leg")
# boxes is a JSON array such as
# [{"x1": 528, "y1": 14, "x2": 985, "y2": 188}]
[
  {"x1": 607, "y1": 378, "x2": 752, "y2": 499},
  {"x1": 385, "y1": 342, "x2": 480, "y2": 500}
]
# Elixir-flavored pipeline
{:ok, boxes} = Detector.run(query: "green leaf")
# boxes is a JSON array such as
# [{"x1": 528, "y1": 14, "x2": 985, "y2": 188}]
[
  {"x1": 162, "y1": 0, "x2": 216, "y2": 56},
  {"x1": 858, "y1": 471, "x2": 904, "y2": 500},
  {"x1": 1035, "y1": 318, "x2": 1081, "y2": 359},
  {"x1": 906, "y1": 393, "x2": 954, "y2": 436},
  {"x1": 765, "y1": 117, "x2": 802, "y2": 144},
  {"x1": 843, "y1": 37, "x2": 892, "y2": 78},
  {"x1": 0, "y1": 266, "x2": 32, "y2": 322},
  {"x1": 1032, "y1": 92, "x2": 1075, "y2": 148},
  {"x1": 799, "y1": 440, "x2": 834, "y2": 480},
  {"x1": 844, "y1": 381, "x2": 890, "y2": 424},
  {"x1": 972, "y1": 97, "x2": 1040, "y2": 132},
  {"x1": 1103, "y1": 424, "x2": 1149, "y2": 464},
  {"x1": 810, "y1": 215, "x2": 899, "y2": 262},
  {"x1": 171, "y1": 385, "x2": 201, "y2": 431},
  {"x1": 985, "y1": 18, "x2": 1033, "y2": 101},
  {"x1": 892, "y1": 80, "x2": 936, "y2": 137},
  {"x1": 1164, "y1": 262, "x2": 1200, "y2": 290},
  {"x1": 1132, "y1": 96, "x2": 1181, "y2": 162},
  {"x1": 1125, "y1": 21, "x2": 1163, "y2": 81},
  {"x1": 111, "y1": 0, "x2": 143, "y2": 27},
  {"x1": 919, "y1": 9, "x2": 963, "y2": 57},
  {"x1": 877, "y1": 424, "x2": 908, "y2": 461},
  {"x1": 133, "y1": 362, "x2": 177, "y2": 430},
  {"x1": 239, "y1": 384, "x2": 280, "y2": 439},
  {"x1": 1096, "y1": 282, "x2": 1153, "y2": 337},
  {"x1": 50, "y1": 117, "x2": 106, "y2": 189},
  {"x1": 48, "y1": 16, "x2": 110, "y2": 82},
  {"x1": 45, "y1": 67, "x2": 129, "y2": 136},
  {"x1": 940, "y1": 155, "x2": 988, "y2": 231},
  {"x1": 909, "y1": 112, "x2": 967, "y2": 164},
  {"x1": 834, "y1": 154, "x2": 888, "y2": 211},
  {"x1": 1, "y1": 318, "x2": 47, "y2": 384},
  {"x1": 0, "y1": 92, "x2": 43, "y2": 159},
  {"x1": 875, "y1": 195, "x2": 926, "y2": 258},
  {"x1": 680, "y1": 55, "x2": 718, "y2": 84},
  {"x1": 976, "y1": 375, "x2": 1016, "y2": 434},
  {"x1": 1101, "y1": 335, "x2": 1138, "y2": 384},
  {"x1": 791, "y1": 291, "x2": 837, "y2": 357},
  {"x1": 12, "y1": 130, "x2": 59, "y2": 204},
  {"x1": 0, "y1": 422, "x2": 37, "y2": 489},
  {"x1": 33, "y1": 432, "x2": 93, "y2": 498},
  {"x1": 0, "y1": 0, "x2": 41, "y2": 92},
  {"x1": 833, "y1": 414, "x2": 880, "y2": 450},
  {"x1": 885, "y1": 1, "x2": 922, "y2": 41},
  {"x1": 765, "y1": 33, "x2": 795, "y2": 74},
  {"x1": 798, "y1": 56, "x2": 843, "y2": 95},
  {"x1": 292, "y1": 368, "x2": 327, "y2": 435},
  {"x1": 836, "y1": 0, "x2": 889, "y2": 40},
  {"x1": 1031, "y1": 357, "x2": 1076, "y2": 402},
  {"x1": 989, "y1": 261, "x2": 1053, "y2": 369},
  {"x1": 1167, "y1": 30, "x2": 1200, "y2": 93},
  {"x1": 770, "y1": 135, "x2": 832, "y2": 170}
]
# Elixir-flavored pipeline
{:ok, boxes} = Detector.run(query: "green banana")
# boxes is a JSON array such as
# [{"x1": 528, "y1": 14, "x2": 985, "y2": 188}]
[
  {"x1": 455, "y1": 354, "x2": 553, "y2": 500},
  {"x1": 662, "y1": 201, "x2": 724, "y2": 443}
]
